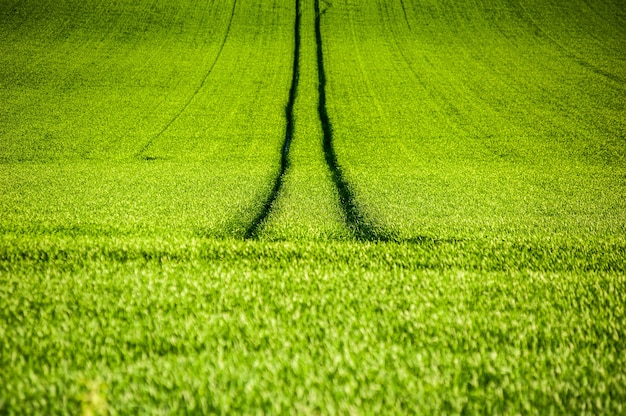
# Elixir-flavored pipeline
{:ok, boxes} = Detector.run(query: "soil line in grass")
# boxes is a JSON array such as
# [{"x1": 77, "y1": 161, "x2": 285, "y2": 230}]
[
  {"x1": 244, "y1": 0, "x2": 301, "y2": 239},
  {"x1": 314, "y1": 0, "x2": 387, "y2": 241},
  {"x1": 135, "y1": 0, "x2": 238, "y2": 159}
]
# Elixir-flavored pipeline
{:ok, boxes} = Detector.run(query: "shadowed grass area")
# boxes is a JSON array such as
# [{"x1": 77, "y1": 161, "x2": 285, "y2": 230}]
[{"x1": 1, "y1": 235, "x2": 625, "y2": 273}]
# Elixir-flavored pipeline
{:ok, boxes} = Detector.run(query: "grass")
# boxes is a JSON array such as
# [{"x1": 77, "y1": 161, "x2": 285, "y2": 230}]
[
  {"x1": 323, "y1": 0, "x2": 626, "y2": 241},
  {"x1": 259, "y1": 0, "x2": 350, "y2": 241},
  {"x1": 1, "y1": 237, "x2": 625, "y2": 414},
  {"x1": 0, "y1": 0, "x2": 294, "y2": 238},
  {"x1": 0, "y1": 0, "x2": 625, "y2": 414}
]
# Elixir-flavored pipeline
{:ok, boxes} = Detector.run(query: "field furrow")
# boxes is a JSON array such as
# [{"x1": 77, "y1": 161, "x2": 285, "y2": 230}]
[
  {"x1": 315, "y1": 0, "x2": 387, "y2": 241},
  {"x1": 244, "y1": 0, "x2": 301, "y2": 239}
]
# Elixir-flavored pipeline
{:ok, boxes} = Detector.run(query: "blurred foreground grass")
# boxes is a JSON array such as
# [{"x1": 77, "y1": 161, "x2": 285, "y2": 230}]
[{"x1": 1, "y1": 236, "x2": 624, "y2": 414}]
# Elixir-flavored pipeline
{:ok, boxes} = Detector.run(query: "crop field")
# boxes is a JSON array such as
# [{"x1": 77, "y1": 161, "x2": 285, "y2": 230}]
[{"x1": 0, "y1": 0, "x2": 625, "y2": 414}]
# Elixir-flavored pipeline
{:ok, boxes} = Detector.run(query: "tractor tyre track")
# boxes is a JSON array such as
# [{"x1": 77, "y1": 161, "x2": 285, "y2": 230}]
[
  {"x1": 314, "y1": 0, "x2": 386, "y2": 241},
  {"x1": 135, "y1": 0, "x2": 238, "y2": 158},
  {"x1": 243, "y1": 0, "x2": 301, "y2": 239},
  {"x1": 398, "y1": 0, "x2": 412, "y2": 31}
]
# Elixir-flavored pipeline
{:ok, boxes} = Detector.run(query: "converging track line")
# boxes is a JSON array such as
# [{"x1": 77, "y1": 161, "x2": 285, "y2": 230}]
[
  {"x1": 135, "y1": 0, "x2": 238, "y2": 158},
  {"x1": 243, "y1": 0, "x2": 301, "y2": 239},
  {"x1": 314, "y1": 0, "x2": 386, "y2": 241}
]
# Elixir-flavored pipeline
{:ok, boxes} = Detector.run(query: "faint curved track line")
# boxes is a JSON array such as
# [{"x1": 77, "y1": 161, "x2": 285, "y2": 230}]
[
  {"x1": 515, "y1": 0, "x2": 626, "y2": 87},
  {"x1": 244, "y1": 0, "x2": 301, "y2": 239},
  {"x1": 379, "y1": 0, "x2": 474, "y2": 136},
  {"x1": 581, "y1": 0, "x2": 626, "y2": 34},
  {"x1": 135, "y1": 0, "x2": 239, "y2": 158},
  {"x1": 578, "y1": 0, "x2": 626, "y2": 59},
  {"x1": 398, "y1": 0, "x2": 412, "y2": 31}
]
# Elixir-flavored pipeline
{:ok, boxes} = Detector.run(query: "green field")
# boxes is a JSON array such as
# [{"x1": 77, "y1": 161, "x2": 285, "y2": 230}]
[{"x1": 1, "y1": 0, "x2": 625, "y2": 414}]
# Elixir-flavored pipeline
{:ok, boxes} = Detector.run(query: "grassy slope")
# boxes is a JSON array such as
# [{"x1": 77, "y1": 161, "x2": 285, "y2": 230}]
[
  {"x1": 1, "y1": 0, "x2": 231, "y2": 161},
  {"x1": 1, "y1": 0, "x2": 625, "y2": 414},
  {"x1": 324, "y1": 0, "x2": 626, "y2": 242},
  {"x1": 0, "y1": 0, "x2": 293, "y2": 238}
]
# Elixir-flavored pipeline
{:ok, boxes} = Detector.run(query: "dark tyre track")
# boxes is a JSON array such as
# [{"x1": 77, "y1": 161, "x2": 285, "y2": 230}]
[
  {"x1": 135, "y1": 0, "x2": 239, "y2": 158},
  {"x1": 245, "y1": 0, "x2": 387, "y2": 240},
  {"x1": 314, "y1": 0, "x2": 387, "y2": 241},
  {"x1": 243, "y1": 0, "x2": 301, "y2": 239}
]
